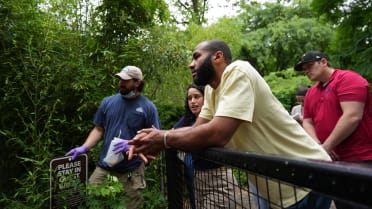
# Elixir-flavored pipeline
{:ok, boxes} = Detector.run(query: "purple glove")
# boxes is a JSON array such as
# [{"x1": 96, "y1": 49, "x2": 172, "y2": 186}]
[
  {"x1": 113, "y1": 140, "x2": 131, "y2": 154},
  {"x1": 65, "y1": 145, "x2": 88, "y2": 160}
]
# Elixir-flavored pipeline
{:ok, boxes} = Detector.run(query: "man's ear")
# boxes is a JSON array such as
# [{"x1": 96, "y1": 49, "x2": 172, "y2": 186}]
[
  {"x1": 134, "y1": 80, "x2": 142, "y2": 88},
  {"x1": 213, "y1": 51, "x2": 224, "y2": 62},
  {"x1": 320, "y1": 58, "x2": 328, "y2": 65}
]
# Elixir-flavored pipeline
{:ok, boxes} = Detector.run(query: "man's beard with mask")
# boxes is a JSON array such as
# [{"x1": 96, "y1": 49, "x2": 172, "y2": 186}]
[
  {"x1": 120, "y1": 86, "x2": 136, "y2": 99},
  {"x1": 194, "y1": 54, "x2": 216, "y2": 86}
]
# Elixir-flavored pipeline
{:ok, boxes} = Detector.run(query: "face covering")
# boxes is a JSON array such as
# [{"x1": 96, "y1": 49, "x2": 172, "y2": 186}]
[{"x1": 121, "y1": 90, "x2": 136, "y2": 99}]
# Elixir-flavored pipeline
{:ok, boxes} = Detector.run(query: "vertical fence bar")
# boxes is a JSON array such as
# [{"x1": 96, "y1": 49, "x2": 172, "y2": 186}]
[{"x1": 165, "y1": 149, "x2": 184, "y2": 209}]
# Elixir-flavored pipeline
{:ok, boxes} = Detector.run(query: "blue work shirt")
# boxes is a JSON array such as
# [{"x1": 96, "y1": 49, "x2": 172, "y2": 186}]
[{"x1": 94, "y1": 93, "x2": 161, "y2": 173}]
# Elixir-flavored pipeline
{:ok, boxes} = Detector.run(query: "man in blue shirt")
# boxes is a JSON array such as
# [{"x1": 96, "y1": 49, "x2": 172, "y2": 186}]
[{"x1": 66, "y1": 65, "x2": 161, "y2": 209}]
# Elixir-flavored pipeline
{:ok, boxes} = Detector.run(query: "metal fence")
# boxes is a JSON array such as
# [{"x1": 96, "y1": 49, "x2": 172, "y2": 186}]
[{"x1": 163, "y1": 147, "x2": 372, "y2": 209}]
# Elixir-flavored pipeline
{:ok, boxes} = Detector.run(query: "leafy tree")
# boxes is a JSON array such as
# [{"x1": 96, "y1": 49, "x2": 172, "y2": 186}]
[
  {"x1": 0, "y1": 0, "x2": 95, "y2": 207},
  {"x1": 0, "y1": 0, "x2": 181, "y2": 208},
  {"x1": 238, "y1": 1, "x2": 334, "y2": 75},
  {"x1": 311, "y1": 0, "x2": 372, "y2": 81},
  {"x1": 185, "y1": 17, "x2": 244, "y2": 58},
  {"x1": 119, "y1": 24, "x2": 191, "y2": 105},
  {"x1": 93, "y1": 0, "x2": 169, "y2": 50},
  {"x1": 264, "y1": 69, "x2": 312, "y2": 110},
  {"x1": 169, "y1": 0, "x2": 209, "y2": 25}
]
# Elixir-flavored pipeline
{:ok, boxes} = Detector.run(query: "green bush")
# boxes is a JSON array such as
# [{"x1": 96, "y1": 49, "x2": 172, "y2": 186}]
[
  {"x1": 264, "y1": 69, "x2": 312, "y2": 111},
  {"x1": 156, "y1": 103, "x2": 184, "y2": 130},
  {"x1": 82, "y1": 176, "x2": 126, "y2": 209}
]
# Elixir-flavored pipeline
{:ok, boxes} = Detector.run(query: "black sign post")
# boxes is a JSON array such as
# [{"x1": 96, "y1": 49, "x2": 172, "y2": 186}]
[{"x1": 50, "y1": 154, "x2": 88, "y2": 209}]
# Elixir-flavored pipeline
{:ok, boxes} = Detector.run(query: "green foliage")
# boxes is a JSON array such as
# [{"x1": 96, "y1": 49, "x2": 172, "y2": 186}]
[
  {"x1": 264, "y1": 69, "x2": 312, "y2": 110},
  {"x1": 311, "y1": 0, "x2": 372, "y2": 80},
  {"x1": 185, "y1": 17, "x2": 243, "y2": 59},
  {"x1": 93, "y1": 0, "x2": 169, "y2": 49},
  {"x1": 238, "y1": 1, "x2": 334, "y2": 75},
  {"x1": 82, "y1": 176, "x2": 127, "y2": 209},
  {"x1": 143, "y1": 157, "x2": 167, "y2": 209},
  {"x1": 0, "y1": 1, "x2": 179, "y2": 207},
  {"x1": 0, "y1": 157, "x2": 52, "y2": 209},
  {"x1": 157, "y1": 103, "x2": 184, "y2": 129},
  {"x1": 169, "y1": 0, "x2": 209, "y2": 25},
  {"x1": 0, "y1": 1, "x2": 83, "y2": 207},
  {"x1": 233, "y1": 169, "x2": 248, "y2": 187},
  {"x1": 120, "y1": 24, "x2": 192, "y2": 106}
]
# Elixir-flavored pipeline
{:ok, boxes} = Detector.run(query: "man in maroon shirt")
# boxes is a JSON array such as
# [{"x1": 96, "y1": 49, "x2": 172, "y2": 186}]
[{"x1": 295, "y1": 51, "x2": 372, "y2": 209}]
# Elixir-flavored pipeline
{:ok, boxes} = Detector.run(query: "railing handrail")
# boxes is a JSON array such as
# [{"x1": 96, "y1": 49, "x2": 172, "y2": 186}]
[{"x1": 189, "y1": 147, "x2": 372, "y2": 208}]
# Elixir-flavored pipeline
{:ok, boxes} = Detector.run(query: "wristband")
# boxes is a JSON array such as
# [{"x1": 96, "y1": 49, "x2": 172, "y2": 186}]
[{"x1": 163, "y1": 131, "x2": 171, "y2": 149}]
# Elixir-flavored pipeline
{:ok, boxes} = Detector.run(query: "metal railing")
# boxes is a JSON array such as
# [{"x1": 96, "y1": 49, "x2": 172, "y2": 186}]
[{"x1": 163, "y1": 147, "x2": 372, "y2": 209}]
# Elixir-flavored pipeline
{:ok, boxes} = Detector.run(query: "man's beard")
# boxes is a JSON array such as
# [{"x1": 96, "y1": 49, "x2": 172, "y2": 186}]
[
  {"x1": 119, "y1": 86, "x2": 135, "y2": 96},
  {"x1": 194, "y1": 54, "x2": 216, "y2": 86}
]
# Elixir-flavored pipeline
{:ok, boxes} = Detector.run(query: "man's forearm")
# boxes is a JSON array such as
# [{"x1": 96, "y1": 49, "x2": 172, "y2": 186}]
[
  {"x1": 84, "y1": 126, "x2": 103, "y2": 149},
  {"x1": 323, "y1": 116, "x2": 360, "y2": 150}
]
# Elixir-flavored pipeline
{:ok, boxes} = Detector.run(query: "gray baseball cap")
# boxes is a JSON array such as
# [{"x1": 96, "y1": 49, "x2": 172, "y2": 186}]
[{"x1": 115, "y1": 66, "x2": 143, "y2": 80}]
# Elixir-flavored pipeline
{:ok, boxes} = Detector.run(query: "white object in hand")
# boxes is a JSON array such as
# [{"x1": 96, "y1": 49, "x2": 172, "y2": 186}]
[{"x1": 103, "y1": 137, "x2": 125, "y2": 167}]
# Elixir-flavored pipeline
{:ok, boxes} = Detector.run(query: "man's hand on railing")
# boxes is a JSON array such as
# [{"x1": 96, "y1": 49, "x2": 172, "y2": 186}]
[
  {"x1": 127, "y1": 147, "x2": 157, "y2": 164},
  {"x1": 128, "y1": 128, "x2": 163, "y2": 163},
  {"x1": 321, "y1": 144, "x2": 339, "y2": 161}
]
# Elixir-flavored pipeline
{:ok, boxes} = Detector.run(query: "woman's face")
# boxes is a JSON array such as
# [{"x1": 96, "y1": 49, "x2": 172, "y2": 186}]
[{"x1": 187, "y1": 88, "x2": 204, "y2": 116}]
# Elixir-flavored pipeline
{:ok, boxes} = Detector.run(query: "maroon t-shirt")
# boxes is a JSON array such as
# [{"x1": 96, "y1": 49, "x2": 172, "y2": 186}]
[{"x1": 304, "y1": 69, "x2": 372, "y2": 161}]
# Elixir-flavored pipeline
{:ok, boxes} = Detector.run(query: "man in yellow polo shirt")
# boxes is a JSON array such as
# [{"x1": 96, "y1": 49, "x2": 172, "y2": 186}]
[{"x1": 129, "y1": 40, "x2": 332, "y2": 209}]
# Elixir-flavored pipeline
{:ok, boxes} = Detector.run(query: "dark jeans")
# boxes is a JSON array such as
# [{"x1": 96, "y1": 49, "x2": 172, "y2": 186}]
[{"x1": 285, "y1": 191, "x2": 331, "y2": 209}]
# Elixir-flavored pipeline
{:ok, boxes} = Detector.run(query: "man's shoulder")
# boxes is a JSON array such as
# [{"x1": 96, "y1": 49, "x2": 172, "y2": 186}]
[
  {"x1": 227, "y1": 60, "x2": 259, "y2": 76},
  {"x1": 228, "y1": 60, "x2": 253, "y2": 69},
  {"x1": 137, "y1": 95, "x2": 157, "y2": 108},
  {"x1": 101, "y1": 93, "x2": 120, "y2": 104},
  {"x1": 137, "y1": 94, "x2": 153, "y2": 103},
  {"x1": 334, "y1": 69, "x2": 367, "y2": 83},
  {"x1": 335, "y1": 69, "x2": 361, "y2": 77}
]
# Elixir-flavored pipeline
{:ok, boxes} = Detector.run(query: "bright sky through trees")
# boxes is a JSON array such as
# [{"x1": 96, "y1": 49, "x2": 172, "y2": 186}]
[{"x1": 206, "y1": 0, "x2": 277, "y2": 23}]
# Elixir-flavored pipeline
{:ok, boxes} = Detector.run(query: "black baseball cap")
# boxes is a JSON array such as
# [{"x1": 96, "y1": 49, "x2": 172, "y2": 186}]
[{"x1": 294, "y1": 51, "x2": 328, "y2": 71}]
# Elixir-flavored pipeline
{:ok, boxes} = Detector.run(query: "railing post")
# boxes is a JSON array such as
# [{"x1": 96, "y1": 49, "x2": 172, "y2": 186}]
[{"x1": 165, "y1": 149, "x2": 184, "y2": 209}]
